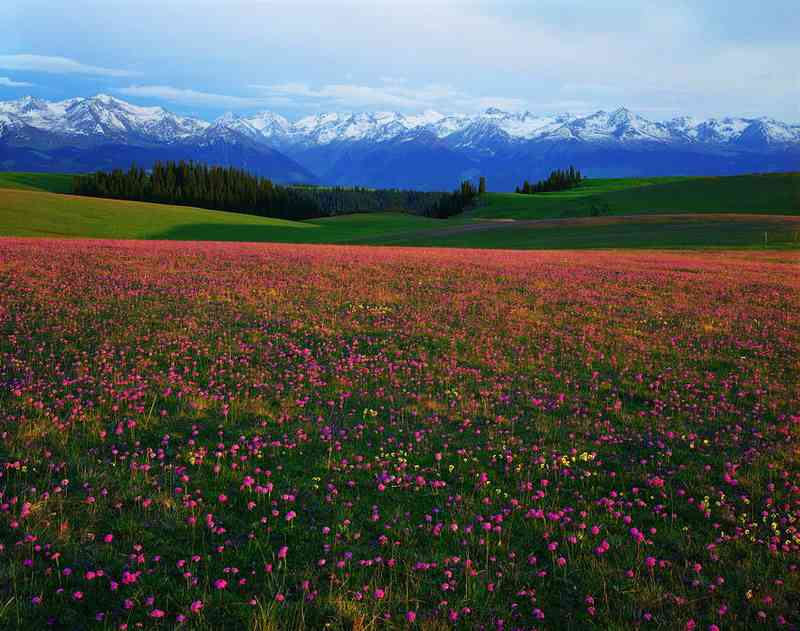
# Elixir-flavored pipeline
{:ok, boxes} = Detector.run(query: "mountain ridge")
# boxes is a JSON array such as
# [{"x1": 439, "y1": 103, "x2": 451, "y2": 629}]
[
  {"x1": 1, "y1": 94, "x2": 799, "y2": 189},
  {"x1": 3, "y1": 94, "x2": 799, "y2": 148}
]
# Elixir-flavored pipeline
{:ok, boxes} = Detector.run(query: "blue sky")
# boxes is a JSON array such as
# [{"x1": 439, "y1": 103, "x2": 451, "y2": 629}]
[{"x1": 1, "y1": 0, "x2": 798, "y2": 122}]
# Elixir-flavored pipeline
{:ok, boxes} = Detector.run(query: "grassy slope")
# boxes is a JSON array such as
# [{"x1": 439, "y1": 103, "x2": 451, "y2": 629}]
[
  {"x1": 469, "y1": 173, "x2": 800, "y2": 220},
  {"x1": 0, "y1": 172, "x2": 76, "y2": 194},
  {"x1": 368, "y1": 214, "x2": 800, "y2": 250},
  {"x1": 1, "y1": 171, "x2": 799, "y2": 249},
  {"x1": 156, "y1": 211, "x2": 444, "y2": 243},
  {"x1": 0, "y1": 187, "x2": 445, "y2": 243},
  {"x1": 0, "y1": 189, "x2": 314, "y2": 240}
]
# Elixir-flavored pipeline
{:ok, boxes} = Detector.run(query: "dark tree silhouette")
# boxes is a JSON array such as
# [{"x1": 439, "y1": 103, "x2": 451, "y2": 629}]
[
  {"x1": 73, "y1": 161, "x2": 481, "y2": 220},
  {"x1": 517, "y1": 166, "x2": 584, "y2": 194}
]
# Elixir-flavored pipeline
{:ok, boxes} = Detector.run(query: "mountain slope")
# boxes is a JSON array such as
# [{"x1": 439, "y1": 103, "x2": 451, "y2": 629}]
[
  {"x1": 2, "y1": 94, "x2": 799, "y2": 190},
  {"x1": 0, "y1": 95, "x2": 315, "y2": 183}
]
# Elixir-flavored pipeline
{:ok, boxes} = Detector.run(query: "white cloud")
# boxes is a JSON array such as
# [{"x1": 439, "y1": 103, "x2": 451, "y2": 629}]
[
  {"x1": 3, "y1": 2, "x2": 799, "y2": 120},
  {"x1": 0, "y1": 76, "x2": 33, "y2": 87},
  {"x1": 467, "y1": 96, "x2": 528, "y2": 112},
  {"x1": 116, "y1": 85, "x2": 272, "y2": 109},
  {"x1": 0, "y1": 54, "x2": 137, "y2": 77},
  {"x1": 251, "y1": 81, "x2": 524, "y2": 113}
]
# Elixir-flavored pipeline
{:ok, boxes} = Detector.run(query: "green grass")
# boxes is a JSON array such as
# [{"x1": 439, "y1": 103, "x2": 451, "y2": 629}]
[
  {"x1": 0, "y1": 188, "x2": 312, "y2": 240},
  {"x1": 0, "y1": 171, "x2": 76, "y2": 193},
  {"x1": 0, "y1": 187, "x2": 447, "y2": 244},
  {"x1": 367, "y1": 214, "x2": 800, "y2": 250},
  {"x1": 468, "y1": 173, "x2": 800, "y2": 220},
  {"x1": 157, "y1": 211, "x2": 445, "y2": 243},
  {"x1": 2, "y1": 171, "x2": 800, "y2": 249}
]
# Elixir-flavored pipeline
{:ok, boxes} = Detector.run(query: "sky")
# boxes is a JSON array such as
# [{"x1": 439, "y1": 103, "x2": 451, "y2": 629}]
[{"x1": 1, "y1": 0, "x2": 798, "y2": 122}]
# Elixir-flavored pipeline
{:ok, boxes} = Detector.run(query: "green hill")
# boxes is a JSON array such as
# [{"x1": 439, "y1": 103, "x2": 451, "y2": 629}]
[
  {"x1": 0, "y1": 187, "x2": 445, "y2": 243},
  {"x1": 469, "y1": 172, "x2": 800, "y2": 220},
  {"x1": 0, "y1": 172, "x2": 76, "y2": 194},
  {"x1": 365, "y1": 214, "x2": 800, "y2": 250},
  {"x1": 1, "y1": 171, "x2": 799, "y2": 249},
  {"x1": 0, "y1": 188, "x2": 314, "y2": 240}
]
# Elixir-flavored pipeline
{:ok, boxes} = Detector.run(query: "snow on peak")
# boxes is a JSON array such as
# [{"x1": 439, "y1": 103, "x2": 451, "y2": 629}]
[{"x1": 0, "y1": 94, "x2": 797, "y2": 148}]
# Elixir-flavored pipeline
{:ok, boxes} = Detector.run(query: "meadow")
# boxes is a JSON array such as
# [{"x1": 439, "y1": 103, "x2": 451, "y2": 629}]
[
  {"x1": 1, "y1": 238, "x2": 798, "y2": 630},
  {"x1": 1, "y1": 172, "x2": 799, "y2": 250},
  {"x1": 466, "y1": 173, "x2": 800, "y2": 221}
]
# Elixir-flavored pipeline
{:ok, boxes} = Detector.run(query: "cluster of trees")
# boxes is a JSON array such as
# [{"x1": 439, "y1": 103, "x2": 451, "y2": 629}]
[
  {"x1": 426, "y1": 180, "x2": 482, "y2": 218},
  {"x1": 515, "y1": 166, "x2": 583, "y2": 194},
  {"x1": 72, "y1": 162, "x2": 482, "y2": 220}
]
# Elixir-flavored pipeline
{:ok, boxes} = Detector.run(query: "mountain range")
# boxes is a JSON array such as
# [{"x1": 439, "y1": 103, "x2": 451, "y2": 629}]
[{"x1": 2, "y1": 94, "x2": 799, "y2": 190}]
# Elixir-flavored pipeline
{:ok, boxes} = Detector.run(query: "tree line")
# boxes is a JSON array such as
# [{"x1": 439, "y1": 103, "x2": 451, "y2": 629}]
[
  {"x1": 515, "y1": 166, "x2": 584, "y2": 194},
  {"x1": 72, "y1": 162, "x2": 482, "y2": 220}
]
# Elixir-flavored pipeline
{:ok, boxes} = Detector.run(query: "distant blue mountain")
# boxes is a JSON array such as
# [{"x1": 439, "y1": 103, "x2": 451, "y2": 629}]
[{"x1": 2, "y1": 95, "x2": 799, "y2": 190}]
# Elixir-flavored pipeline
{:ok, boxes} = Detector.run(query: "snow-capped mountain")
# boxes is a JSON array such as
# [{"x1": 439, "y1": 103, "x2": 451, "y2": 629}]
[
  {"x1": 2, "y1": 94, "x2": 798, "y2": 149},
  {"x1": 0, "y1": 94, "x2": 313, "y2": 183},
  {"x1": 0, "y1": 94, "x2": 208, "y2": 142},
  {"x1": 219, "y1": 105, "x2": 800, "y2": 148},
  {"x1": 1, "y1": 94, "x2": 799, "y2": 189}
]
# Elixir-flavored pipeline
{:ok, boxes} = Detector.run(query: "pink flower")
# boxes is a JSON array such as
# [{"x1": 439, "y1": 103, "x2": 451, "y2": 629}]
[
  {"x1": 374, "y1": 588, "x2": 385, "y2": 599},
  {"x1": 149, "y1": 609, "x2": 165, "y2": 619},
  {"x1": 278, "y1": 546, "x2": 288, "y2": 560},
  {"x1": 406, "y1": 610, "x2": 417, "y2": 623},
  {"x1": 214, "y1": 579, "x2": 228, "y2": 590},
  {"x1": 190, "y1": 600, "x2": 203, "y2": 614},
  {"x1": 285, "y1": 511, "x2": 297, "y2": 522}
]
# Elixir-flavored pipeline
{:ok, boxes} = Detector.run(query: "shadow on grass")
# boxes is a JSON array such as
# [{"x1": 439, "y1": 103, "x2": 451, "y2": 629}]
[{"x1": 150, "y1": 222, "x2": 317, "y2": 243}]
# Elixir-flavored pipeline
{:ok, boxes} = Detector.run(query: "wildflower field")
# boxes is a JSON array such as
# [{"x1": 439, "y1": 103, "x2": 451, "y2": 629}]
[{"x1": 1, "y1": 238, "x2": 799, "y2": 630}]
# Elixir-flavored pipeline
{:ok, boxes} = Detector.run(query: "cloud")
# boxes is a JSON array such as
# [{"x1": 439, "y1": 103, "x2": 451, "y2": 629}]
[
  {"x1": 467, "y1": 96, "x2": 528, "y2": 112},
  {"x1": 252, "y1": 82, "x2": 421, "y2": 110},
  {"x1": 0, "y1": 76, "x2": 34, "y2": 87},
  {"x1": 5, "y1": 3, "x2": 797, "y2": 119},
  {"x1": 0, "y1": 55, "x2": 138, "y2": 77},
  {"x1": 116, "y1": 85, "x2": 272, "y2": 109},
  {"x1": 0, "y1": 54, "x2": 138, "y2": 77},
  {"x1": 250, "y1": 81, "x2": 525, "y2": 113}
]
